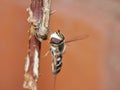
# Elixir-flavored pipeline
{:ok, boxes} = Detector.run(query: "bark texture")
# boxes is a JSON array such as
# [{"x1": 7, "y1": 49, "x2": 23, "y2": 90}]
[{"x1": 23, "y1": 0, "x2": 51, "y2": 90}]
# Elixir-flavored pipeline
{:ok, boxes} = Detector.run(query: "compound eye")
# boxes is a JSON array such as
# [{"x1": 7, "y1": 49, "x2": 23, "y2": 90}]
[{"x1": 50, "y1": 38, "x2": 62, "y2": 44}]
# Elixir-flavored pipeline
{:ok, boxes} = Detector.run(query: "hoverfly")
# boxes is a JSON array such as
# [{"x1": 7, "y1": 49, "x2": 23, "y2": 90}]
[
  {"x1": 44, "y1": 30, "x2": 89, "y2": 90},
  {"x1": 50, "y1": 30, "x2": 65, "y2": 75},
  {"x1": 48, "y1": 30, "x2": 89, "y2": 76}
]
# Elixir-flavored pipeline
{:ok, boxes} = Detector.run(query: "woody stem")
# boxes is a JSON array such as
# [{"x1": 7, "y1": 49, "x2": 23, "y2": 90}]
[{"x1": 23, "y1": 0, "x2": 51, "y2": 90}]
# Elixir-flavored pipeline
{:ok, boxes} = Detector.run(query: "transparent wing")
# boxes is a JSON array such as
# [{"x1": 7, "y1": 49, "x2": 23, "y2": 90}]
[{"x1": 65, "y1": 34, "x2": 89, "y2": 44}]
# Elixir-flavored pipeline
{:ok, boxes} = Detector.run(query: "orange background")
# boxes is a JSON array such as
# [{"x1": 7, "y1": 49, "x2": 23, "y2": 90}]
[{"x1": 0, "y1": 0, "x2": 120, "y2": 90}]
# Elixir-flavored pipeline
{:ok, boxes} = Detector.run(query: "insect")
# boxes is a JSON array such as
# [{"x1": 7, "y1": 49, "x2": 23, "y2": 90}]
[
  {"x1": 47, "y1": 30, "x2": 89, "y2": 90},
  {"x1": 49, "y1": 30, "x2": 89, "y2": 75},
  {"x1": 50, "y1": 30, "x2": 65, "y2": 75}
]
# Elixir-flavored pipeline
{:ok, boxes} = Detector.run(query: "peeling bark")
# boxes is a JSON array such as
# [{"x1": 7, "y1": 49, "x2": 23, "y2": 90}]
[
  {"x1": 23, "y1": 25, "x2": 41, "y2": 90},
  {"x1": 23, "y1": 0, "x2": 52, "y2": 90}
]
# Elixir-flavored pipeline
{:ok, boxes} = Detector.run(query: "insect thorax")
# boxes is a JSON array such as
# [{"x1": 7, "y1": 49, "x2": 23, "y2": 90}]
[{"x1": 50, "y1": 41, "x2": 65, "y2": 56}]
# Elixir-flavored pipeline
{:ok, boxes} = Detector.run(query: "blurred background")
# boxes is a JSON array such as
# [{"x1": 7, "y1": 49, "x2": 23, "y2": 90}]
[{"x1": 0, "y1": 0, "x2": 120, "y2": 90}]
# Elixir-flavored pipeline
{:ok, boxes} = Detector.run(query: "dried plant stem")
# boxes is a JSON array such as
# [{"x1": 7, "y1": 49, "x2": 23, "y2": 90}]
[
  {"x1": 23, "y1": 25, "x2": 40, "y2": 90},
  {"x1": 23, "y1": 0, "x2": 52, "y2": 90}
]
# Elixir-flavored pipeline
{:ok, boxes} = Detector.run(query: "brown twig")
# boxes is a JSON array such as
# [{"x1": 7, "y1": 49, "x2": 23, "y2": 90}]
[{"x1": 23, "y1": 0, "x2": 52, "y2": 90}]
